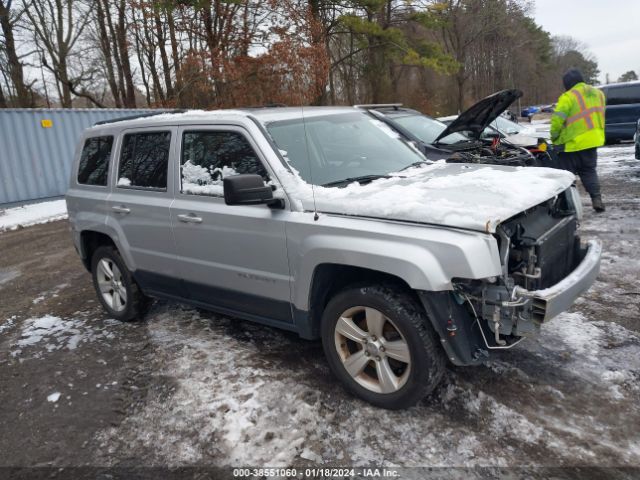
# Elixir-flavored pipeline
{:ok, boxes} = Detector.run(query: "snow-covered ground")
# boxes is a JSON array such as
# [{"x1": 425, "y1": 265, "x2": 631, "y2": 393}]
[
  {"x1": 10, "y1": 314, "x2": 117, "y2": 359},
  {"x1": 0, "y1": 199, "x2": 67, "y2": 231},
  {"x1": 91, "y1": 300, "x2": 640, "y2": 467},
  {"x1": 1, "y1": 144, "x2": 638, "y2": 469}
]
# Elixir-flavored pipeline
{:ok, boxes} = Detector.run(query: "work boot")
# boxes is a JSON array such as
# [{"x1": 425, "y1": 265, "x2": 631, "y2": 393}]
[{"x1": 591, "y1": 195, "x2": 605, "y2": 213}]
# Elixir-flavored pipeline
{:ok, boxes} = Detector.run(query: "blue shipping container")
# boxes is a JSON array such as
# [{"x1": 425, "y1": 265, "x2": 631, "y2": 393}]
[{"x1": 0, "y1": 109, "x2": 163, "y2": 204}]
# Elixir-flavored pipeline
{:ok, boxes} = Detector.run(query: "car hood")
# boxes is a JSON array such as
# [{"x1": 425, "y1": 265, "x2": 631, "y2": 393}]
[
  {"x1": 303, "y1": 163, "x2": 575, "y2": 233},
  {"x1": 434, "y1": 89, "x2": 523, "y2": 143}
]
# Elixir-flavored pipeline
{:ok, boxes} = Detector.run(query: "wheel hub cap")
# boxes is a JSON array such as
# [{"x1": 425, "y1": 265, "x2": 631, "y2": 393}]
[{"x1": 364, "y1": 340, "x2": 381, "y2": 357}]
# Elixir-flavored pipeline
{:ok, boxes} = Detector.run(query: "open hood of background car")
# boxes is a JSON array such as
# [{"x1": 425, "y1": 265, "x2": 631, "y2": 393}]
[{"x1": 434, "y1": 89, "x2": 523, "y2": 143}]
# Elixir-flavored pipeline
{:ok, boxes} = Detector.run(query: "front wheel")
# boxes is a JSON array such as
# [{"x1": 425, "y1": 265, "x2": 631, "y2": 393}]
[{"x1": 321, "y1": 284, "x2": 445, "y2": 409}]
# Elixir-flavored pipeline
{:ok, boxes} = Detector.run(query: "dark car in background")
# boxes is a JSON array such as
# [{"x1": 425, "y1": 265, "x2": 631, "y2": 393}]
[
  {"x1": 600, "y1": 81, "x2": 640, "y2": 144},
  {"x1": 358, "y1": 89, "x2": 538, "y2": 166}
]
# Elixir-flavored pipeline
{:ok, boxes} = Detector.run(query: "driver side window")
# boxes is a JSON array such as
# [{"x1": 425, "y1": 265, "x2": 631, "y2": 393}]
[{"x1": 180, "y1": 130, "x2": 269, "y2": 196}]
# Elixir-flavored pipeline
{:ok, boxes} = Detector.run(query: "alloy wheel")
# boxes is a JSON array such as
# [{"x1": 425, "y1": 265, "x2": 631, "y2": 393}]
[
  {"x1": 96, "y1": 258, "x2": 127, "y2": 312},
  {"x1": 334, "y1": 306, "x2": 411, "y2": 394}
]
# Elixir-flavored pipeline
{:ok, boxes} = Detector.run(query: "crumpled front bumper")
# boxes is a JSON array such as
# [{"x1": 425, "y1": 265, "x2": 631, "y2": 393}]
[{"x1": 513, "y1": 239, "x2": 602, "y2": 322}]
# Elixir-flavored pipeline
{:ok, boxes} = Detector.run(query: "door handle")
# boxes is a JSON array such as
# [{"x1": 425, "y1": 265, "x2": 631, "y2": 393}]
[
  {"x1": 112, "y1": 205, "x2": 130, "y2": 214},
  {"x1": 177, "y1": 213, "x2": 203, "y2": 224}
]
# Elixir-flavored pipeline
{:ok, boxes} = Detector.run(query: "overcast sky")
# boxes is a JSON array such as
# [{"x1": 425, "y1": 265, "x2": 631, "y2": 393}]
[{"x1": 533, "y1": 0, "x2": 640, "y2": 83}]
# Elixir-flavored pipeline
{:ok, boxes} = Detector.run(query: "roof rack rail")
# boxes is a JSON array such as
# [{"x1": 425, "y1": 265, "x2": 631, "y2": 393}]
[
  {"x1": 243, "y1": 103, "x2": 288, "y2": 109},
  {"x1": 354, "y1": 103, "x2": 403, "y2": 109},
  {"x1": 93, "y1": 109, "x2": 186, "y2": 126}
]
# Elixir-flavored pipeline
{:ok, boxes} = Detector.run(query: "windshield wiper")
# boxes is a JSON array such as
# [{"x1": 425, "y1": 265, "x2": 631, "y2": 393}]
[
  {"x1": 399, "y1": 160, "x2": 430, "y2": 172},
  {"x1": 322, "y1": 174, "x2": 391, "y2": 187}
]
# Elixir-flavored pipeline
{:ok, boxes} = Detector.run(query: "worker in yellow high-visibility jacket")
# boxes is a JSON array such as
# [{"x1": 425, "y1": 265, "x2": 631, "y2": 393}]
[{"x1": 550, "y1": 69, "x2": 606, "y2": 212}]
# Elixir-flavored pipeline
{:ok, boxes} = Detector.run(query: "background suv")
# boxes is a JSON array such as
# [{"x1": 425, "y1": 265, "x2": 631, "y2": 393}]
[{"x1": 600, "y1": 81, "x2": 640, "y2": 143}]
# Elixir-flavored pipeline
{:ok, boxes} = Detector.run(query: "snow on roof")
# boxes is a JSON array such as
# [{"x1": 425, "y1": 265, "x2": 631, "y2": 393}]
[{"x1": 87, "y1": 106, "x2": 360, "y2": 130}]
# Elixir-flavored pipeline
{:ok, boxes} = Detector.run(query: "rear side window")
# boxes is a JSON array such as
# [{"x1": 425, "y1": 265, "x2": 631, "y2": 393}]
[
  {"x1": 604, "y1": 84, "x2": 640, "y2": 105},
  {"x1": 77, "y1": 136, "x2": 113, "y2": 186},
  {"x1": 118, "y1": 131, "x2": 171, "y2": 189},
  {"x1": 180, "y1": 130, "x2": 268, "y2": 196}
]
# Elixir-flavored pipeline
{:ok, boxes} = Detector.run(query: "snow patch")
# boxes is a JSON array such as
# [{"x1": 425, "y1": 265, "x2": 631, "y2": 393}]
[
  {"x1": 0, "y1": 200, "x2": 67, "y2": 232},
  {"x1": 180, "y1": 163, "x2": 238, "y2": 196},
  {"x1": 462, "y1": 390, "x2": 544, "y2": 444},
  {"x1": 11, "y1": 315, "x2": 116, "y2": 358},
  {"x1": 0, "y1": 268, "x2": 20, "y2": 287},
  {"x1": 32, "y1": 295, "x2": 46, "y2": 305},
  {"x1": 0, "y1": 315, "x2": 17, "y2": 334},
  {"x1": 30, "y1": 283, "x2": 69, "y2": 306},
  {"x1": 47, "y1": 392, "x2": 61, "y2": 403}
]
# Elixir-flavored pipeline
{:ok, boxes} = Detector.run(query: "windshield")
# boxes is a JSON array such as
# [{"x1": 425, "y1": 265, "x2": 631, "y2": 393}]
[
  {"x1": 489, "y1": 116, "x2": 524, "y2": 135},
  {"x1": 392, "y1": 114, "x2": 468, "y2": 145},
  {"x1": 265, "y1": 112, "x2": 427, "y2": 186}
]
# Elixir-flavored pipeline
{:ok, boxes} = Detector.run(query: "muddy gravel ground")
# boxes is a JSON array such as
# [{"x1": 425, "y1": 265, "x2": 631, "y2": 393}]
[{"x1": 0, "y1": 145, "x2": 639, "y2": 478}]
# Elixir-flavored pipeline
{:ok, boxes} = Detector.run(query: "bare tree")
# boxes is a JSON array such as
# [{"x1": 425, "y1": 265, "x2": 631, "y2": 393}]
[
  {"x1": 0, "y1": 0, "x2": 33, "y2": 106},
  {"x1": 25, "y1": 0, "x2": 95, "y2": 107}
]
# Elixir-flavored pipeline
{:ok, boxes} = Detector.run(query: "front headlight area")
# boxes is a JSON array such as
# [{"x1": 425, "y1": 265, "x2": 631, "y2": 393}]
[
  {"x1": 567, "y1": 185, "x2": 584, "y2": 221},
  {"x1": 452, "y1": 277, "x2": 539, "y2": 342}
]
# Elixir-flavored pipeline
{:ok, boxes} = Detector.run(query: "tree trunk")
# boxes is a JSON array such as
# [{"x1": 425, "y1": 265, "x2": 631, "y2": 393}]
[
  {"x1": 456, "y1": 71, "x2": 465, "y2": 112},
  {"x1": 0, "y1": 0, "x2": 32, "y2": 106},
  {"x1": 141, "y1": 16, "x2": 164, "y2": 103},
  {"x1": 104, "y1": 0, "x2": 127, "y2": 107},
  {"x1": 0, "y1": 81, "x2": 7, "y2": 107},
  {"x1": 154, "y1": 11, "x2": 173, "y2": 101},
  {"x1": 133, "y1": 22, "x2": 151, "y2": 106},
  {"x1": 166, "y1": 7, "x2": 181, "y2": 94},
  {"x1": 116, "y1": 0, "x2": 136, "y2": 107},
  {"x1": 58, "y1": 54, "x2": 73, "y2": 107},
  {"x1": 96, "y1": 0, "x2": 121, "y2": 107}
]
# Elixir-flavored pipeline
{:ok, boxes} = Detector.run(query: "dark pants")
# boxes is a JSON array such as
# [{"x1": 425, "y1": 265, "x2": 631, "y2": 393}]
[{"x1": 557, "y1": 147, "x2": 601, "y2": 197}]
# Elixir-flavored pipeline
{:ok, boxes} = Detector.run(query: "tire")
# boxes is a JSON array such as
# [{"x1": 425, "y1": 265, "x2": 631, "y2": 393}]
[
  {"x1": 91, "y1": 246, "x2": 150, "y2": 322},
  {"x1": 635, "y1": 144, "x2": 640, "y2": 160},
  {"x1": 321, "y1": 283, "x2": 446, "y2": 409}
]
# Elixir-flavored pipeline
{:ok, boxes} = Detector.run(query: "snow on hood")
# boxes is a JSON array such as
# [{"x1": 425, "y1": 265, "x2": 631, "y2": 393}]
[{"x1": 281, "y1": 162, "x2": 575, "y2": 233}]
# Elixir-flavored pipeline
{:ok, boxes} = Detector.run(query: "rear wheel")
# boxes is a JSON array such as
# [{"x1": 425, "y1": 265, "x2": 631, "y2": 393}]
[
  {"x1": 321, "y1": 284, "x2": 445, "y2": 409},
  {"x1": 91, "y1": 246, "x2": 149, "y2": 322}
]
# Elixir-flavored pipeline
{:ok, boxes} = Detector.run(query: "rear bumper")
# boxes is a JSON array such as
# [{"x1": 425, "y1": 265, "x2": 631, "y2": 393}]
[{"x1": 513, "y1": 239, "x2": 601, "y2": 322}]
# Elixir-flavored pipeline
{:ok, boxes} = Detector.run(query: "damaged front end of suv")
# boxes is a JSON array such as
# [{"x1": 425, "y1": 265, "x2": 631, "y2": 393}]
[{"x1": 419, "y1": 186, "x2": 601, "y2": 366}]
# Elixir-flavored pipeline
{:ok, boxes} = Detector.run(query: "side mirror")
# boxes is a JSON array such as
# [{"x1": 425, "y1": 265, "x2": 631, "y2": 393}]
[{"x1": 223, "y1": 174, "x2": 283, "y2": 208}]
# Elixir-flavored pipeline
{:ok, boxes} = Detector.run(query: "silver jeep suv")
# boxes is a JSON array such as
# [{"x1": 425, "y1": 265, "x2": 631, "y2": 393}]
[{"x1": 66, "y1": 107, "x2": 601, "y2": 409}]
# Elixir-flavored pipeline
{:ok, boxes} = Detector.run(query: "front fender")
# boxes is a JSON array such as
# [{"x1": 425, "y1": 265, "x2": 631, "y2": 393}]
[{"x1": 288, "y1": 215, "x2": 502, "y2": 310}]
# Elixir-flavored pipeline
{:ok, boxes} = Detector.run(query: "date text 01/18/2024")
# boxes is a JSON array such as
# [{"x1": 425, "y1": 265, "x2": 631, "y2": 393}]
[{"x1": 232, "y1": 468, "x2": 400, "y2": 478}]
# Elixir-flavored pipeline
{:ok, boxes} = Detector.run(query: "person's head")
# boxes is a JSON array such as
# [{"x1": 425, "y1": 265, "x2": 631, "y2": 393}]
[{"x1": 563, "y1": 69, "x2": 585, "y2": 90}]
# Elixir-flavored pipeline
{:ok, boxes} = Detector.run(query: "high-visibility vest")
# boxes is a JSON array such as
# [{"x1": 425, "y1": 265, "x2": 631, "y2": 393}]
[{"x1": 550, "y1": 82, "x2": 606, "y2": 152}]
